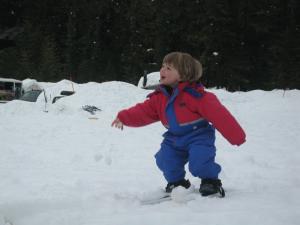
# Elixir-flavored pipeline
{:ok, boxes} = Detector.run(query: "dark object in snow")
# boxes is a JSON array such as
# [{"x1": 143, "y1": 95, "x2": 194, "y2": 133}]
[
  {"x1": 60, "y1": 90, "x2": 75, "y2": 96},
  {"x1": 52, "y1": 90, "x2": 75, "y2": 103},
  {"x1": 82, "y1": 105, "x2": 101, "y2": 115}
]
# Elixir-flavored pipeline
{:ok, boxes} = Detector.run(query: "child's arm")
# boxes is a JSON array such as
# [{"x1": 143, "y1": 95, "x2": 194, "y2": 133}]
[
  {"x1": 198, "y1": 92, "x2": 246, "y2": 146},
  {"x1": 112, "y1": 96, "x2": 160, "y2": 128}
]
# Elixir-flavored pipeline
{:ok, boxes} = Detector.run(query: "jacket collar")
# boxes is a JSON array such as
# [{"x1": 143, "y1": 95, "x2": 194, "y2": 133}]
[
  {"x1": 177, "y1": 82, "x2": 205, "y2": 98},
  {"x1": 178, "y1": 82, "x2": 204, "y2": 92},
  {"x1": 158, "y1": 82, "x2": 204, "y2": 97}
]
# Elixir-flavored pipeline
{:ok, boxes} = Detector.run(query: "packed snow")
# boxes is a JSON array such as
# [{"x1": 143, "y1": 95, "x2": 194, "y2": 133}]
[{"x1": 0, "y1": 79, "x2": 299, "y2": 225}]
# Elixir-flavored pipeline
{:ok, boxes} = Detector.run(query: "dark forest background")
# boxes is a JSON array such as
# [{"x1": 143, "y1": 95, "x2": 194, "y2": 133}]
[{"x1": 0, "y1": 0, "x2": 299, "y2": 91}]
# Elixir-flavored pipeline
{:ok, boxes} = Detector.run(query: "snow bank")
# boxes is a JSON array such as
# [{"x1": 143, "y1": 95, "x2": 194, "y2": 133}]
[{"x1": 0, "y1": 80, "x2": 299, "y2": 225}]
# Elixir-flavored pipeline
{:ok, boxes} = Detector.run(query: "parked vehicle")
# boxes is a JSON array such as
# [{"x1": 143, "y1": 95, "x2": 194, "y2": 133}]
[
  {"x1": 19, "y1": 89, "x2": 43, "y2": 102},
  {"x1": 19, "y1": 89, "x2": 75, "y2": 103},
  {"x1": 0, "y1": 77, "x2": 23, "y2": 103},
  {"x1": 137, "y1": 71, "x2": 160, "y2": 90}
]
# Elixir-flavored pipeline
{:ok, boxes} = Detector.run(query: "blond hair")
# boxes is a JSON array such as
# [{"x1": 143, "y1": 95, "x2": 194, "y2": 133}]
[{"x1": 163, "y1": 52, "x2": 203, "y2": 82}]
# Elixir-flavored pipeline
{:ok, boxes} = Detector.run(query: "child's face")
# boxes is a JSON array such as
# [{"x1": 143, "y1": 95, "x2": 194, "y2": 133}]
[{"x1": 159, "y1": 63, "x2": 181, "y2": 86}]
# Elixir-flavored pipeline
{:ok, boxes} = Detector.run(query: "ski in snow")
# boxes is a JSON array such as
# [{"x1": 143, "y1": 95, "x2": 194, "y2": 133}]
[
  {"x1": 140, "y1": 186, "x2": 196, "y2": 205},
  {"x1": 140, "y1": 193, "x2": 172, "y2": 205},
  {"x1": 139, "y1": 186, "x2": 225, "y2": 205}
]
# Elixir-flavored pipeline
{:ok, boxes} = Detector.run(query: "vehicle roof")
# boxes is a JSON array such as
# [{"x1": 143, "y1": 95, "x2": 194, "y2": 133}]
[{"x1": 0, "y1": 77, "x2": 22, "y2": 83}]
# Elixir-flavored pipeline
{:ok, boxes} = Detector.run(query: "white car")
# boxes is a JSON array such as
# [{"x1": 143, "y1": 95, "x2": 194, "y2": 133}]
[{"x1": 137, "y1": 72, "x2": 160, "y2": 90}]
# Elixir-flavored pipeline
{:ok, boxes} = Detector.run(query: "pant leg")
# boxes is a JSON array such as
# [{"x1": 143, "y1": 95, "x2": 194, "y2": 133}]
[
  {"x1": 155, "y1": 141, "x2": 188, "y2": 183},
  {"x1": 188, "y1": 144, "x2": 221, "y2": 179}
]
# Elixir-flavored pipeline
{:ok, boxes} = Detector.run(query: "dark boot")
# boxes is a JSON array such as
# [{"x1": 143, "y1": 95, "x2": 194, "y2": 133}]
[
  {"x1": 199, "y1": 179, "x2": 225, "y2": 197},
  {"x1": 165, "y1": 179, "x2": 191, "y2": 193}
]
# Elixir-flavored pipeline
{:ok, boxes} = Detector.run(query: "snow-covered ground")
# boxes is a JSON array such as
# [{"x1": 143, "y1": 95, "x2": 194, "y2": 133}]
[{"x1": 0, "y1": 80, "x2": 299, "y2": 225}]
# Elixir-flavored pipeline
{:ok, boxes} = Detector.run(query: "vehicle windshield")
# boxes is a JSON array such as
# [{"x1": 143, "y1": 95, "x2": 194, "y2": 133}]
[{"x1": 20, "y1": 90, "x2": 42, "y2": 102}]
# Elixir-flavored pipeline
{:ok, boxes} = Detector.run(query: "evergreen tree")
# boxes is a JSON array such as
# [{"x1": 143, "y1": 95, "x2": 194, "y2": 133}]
[
  {"x1": 267, "y1": 0, "x2": 300, "y2": 89},
  {"x1": 39, "y1": 36, "x2": 62, "y2": 81},
  {"x1": 0, "y1": 0, "x2": 299, "y2": 90}
]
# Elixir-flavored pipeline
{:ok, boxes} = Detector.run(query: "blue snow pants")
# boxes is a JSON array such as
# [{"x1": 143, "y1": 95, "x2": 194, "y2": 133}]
[{"x1": 155, "y1": 122, "x2": 221, "y2": 183}]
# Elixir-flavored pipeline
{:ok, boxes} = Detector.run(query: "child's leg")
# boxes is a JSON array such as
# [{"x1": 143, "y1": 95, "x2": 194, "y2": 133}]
[
  {"x1": 188, "y1": 144, "x2": 221, "y2": 179},
  {"x1": 155, "y1": 142, "x2": 188, "y2": 183}
]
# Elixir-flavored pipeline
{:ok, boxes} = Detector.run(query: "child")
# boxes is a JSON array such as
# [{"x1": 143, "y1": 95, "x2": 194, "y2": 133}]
[{"x1": 112, "y1": 52, "x2": 246, "y2": 197}]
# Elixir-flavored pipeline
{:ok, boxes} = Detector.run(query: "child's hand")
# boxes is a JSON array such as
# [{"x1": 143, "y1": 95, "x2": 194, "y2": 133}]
[{"x1": 111, "y1": 117, "x2": 124, "y2": 130}]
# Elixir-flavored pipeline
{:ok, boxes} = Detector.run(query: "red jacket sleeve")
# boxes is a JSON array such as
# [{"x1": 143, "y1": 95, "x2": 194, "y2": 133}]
[
  {"x1": 117, "y1": 95, "x2": 159, "y2": 127},
  {"x1": 198, "y1": 92, "x2": 246, "y2": 146}
]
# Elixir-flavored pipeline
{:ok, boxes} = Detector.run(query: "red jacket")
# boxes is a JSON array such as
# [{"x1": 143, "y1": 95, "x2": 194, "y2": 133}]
[{"x1": 118, "y1": 82, "x2": 246, "y2": 146}]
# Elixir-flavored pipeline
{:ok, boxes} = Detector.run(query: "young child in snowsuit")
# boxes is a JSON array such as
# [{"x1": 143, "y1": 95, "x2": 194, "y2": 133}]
[{"x1": 112, "y1": 52, "x2": 246, "y2": 197}]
